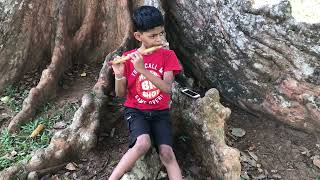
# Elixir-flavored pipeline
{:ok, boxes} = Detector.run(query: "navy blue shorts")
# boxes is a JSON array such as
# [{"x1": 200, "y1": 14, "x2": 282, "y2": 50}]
[{"x1": 123, "y1": 107, "x2": 173, "y2": 148}]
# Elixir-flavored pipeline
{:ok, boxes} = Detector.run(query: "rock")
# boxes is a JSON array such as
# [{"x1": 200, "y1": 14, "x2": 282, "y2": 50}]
[{"x1": 231, "y1": 128, "x2": 246, "y2": 138}]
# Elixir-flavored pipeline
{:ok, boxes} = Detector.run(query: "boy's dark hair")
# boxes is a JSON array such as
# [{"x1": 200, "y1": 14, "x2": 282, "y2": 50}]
[{"x1": 132, "y1": 6, "x2": 164, "y2": 32}]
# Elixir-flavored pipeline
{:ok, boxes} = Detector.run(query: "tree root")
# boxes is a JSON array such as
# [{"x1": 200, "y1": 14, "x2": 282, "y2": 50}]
[
  {"x1": 0, "y1": 46, "x2": 127, "y2": 179},
  {"x1": 171, "y1": 85, "x2": 241, "y2": 179},
  {"x1": 8, "y1": 1, "x2": 71, "y2": 133},
  {"x1": 7, "y1": 0, "x2": 99, "y2": 133}
]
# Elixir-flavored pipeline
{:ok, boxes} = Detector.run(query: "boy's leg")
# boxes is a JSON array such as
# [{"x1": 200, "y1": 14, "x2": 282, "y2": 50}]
[
  {"x1": 150, "y1": 109, "x2": 182, "y2": 180},
  {"x1": 109, "y1": 134, "x2": 151, "y2": 180},
  {"x1": 109, "y1": 108, "x2": 151, "y2": 180},
  {"x1": 159, "y1": 144, "x2": 183, "y2": 180}
]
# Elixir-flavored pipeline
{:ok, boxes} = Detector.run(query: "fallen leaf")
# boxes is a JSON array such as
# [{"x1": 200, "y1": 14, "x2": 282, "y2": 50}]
[
  {"x1": 313, "y1": 157, "x2": 320, "y2": 169},
  {"x1": 0, "y1": 96, "x2": 11, "y2": 104},
  {"x1": 66, "y1": 162, "x2": 78, "y2": 171},
  {"x1": 29, "y1": 124, "x2": 45, "y2": 138}
]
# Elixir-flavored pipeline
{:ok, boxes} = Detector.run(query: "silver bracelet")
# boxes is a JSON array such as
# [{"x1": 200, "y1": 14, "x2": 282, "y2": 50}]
[{"x1": 115, "y1": 76, "x2": 126, "y2": 81}]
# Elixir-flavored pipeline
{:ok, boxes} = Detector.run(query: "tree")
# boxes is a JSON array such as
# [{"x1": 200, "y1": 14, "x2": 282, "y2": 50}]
[{"x1": 0, "y1": 0, "x2": 319, "y2": 179}]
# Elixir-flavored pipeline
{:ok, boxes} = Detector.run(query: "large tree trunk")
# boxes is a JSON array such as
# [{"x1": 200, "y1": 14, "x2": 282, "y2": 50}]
[{"x1": 164, "y1": 0, "x2": 320, "y2": 132}]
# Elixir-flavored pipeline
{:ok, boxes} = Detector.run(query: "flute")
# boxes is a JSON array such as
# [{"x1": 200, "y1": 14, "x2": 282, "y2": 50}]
[{"x1": 108, "y1": 45, "x2": 164, "y2": 65}]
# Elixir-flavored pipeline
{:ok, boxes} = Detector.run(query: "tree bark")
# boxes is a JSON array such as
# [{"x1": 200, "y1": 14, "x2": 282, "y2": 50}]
[
  {"x1": 164, "y1": 0, "x2": 320, "y2": 132},
  {"x1": 1, "y1": 0, "x2": 133, "y2": 132},
  {"x1": 1, "y1": 0, "x2": 320, "y2": 178}
]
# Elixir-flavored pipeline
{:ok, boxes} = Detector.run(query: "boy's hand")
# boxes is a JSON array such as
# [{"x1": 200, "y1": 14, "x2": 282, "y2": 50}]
[
  {"x1": 129, "y1": 51, "x2": 146, "y2": 74},
  {"x1": 111, "y1": 56, "x2": 125, "y2": 77}
]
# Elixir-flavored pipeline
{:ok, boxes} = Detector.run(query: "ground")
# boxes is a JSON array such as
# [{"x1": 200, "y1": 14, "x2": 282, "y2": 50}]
[{"x1": 0, "y1": 63, "x2": 320, "y2": 179}]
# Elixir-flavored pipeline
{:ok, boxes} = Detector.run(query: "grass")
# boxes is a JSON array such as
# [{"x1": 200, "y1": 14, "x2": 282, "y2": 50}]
[
  {"x1": 0, "y1": 85, "x2": 79, "y2": 171},
  {"x1": 0, "y1": 85, "x2": 28, "y2": 112}
]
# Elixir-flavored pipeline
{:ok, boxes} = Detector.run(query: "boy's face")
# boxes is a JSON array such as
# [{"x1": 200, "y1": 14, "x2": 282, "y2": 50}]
[{"x1": 134, "y1": 26, "x2": 165, "y2": 49}]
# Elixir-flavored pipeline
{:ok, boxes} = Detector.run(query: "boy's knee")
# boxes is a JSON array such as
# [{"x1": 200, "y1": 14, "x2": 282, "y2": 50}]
[
  {"x1": 159, "y1": 145, "x2": 175, "y2": 164},
  {"x1": 134, "y1": 135, "x2": 151, "y2": 155}
]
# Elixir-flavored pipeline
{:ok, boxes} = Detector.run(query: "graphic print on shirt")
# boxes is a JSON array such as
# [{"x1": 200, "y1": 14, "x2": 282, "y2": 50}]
[{"x1": 134, "y1": 63, "x2": 164, "y2": 105}]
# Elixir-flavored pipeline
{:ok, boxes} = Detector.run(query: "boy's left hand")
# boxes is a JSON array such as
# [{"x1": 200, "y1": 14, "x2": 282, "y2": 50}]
[{"x1": 129, "y1": 51, "x2": 146, "y2": 74}]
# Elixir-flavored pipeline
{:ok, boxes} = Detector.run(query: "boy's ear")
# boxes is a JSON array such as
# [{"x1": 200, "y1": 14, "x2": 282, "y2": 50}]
[{"x1": 134, "y1": 32, "x2": 142, "y2": 41}]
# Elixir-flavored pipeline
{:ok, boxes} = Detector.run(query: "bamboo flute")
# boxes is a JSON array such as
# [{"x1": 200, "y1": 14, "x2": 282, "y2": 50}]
[{"x1": 108, "y1": 45, "x2": 164, "y2": 65}]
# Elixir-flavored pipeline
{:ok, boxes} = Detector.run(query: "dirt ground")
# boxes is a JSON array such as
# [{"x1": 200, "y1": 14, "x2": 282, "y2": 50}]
[{"x1": 1, "y1": 63, "x2": 320, "y2": 179}]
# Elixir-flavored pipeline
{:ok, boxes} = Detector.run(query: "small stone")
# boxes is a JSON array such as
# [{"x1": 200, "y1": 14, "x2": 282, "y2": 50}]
[
  {"x1": 157, "y1": 171, "x2": 167, "y2": 179},
  {"x1": 258, "y1": 168, "x2": 263, "y2": 173},
  {"x1": 53, "y1": 121, "x2": 67, "y2": 129},
  {"x1": 272, "y1": 174, "x2": 282, "y2": 179},
  {"x1": 271, "y1": 169, "x2": 278, "y2": 173},
  {"x1": 231, "y1": 128, "x2": 246, "y2": 137},
  {"x1": 27, "y1": 171, "x2": 38, "y2": 180},
  {"x1": 257, "y1": 163, "x2": 261, "y2": 168}
]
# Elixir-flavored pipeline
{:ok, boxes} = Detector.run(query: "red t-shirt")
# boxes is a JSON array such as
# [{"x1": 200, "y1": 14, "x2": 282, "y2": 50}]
[{"x1": 123, "y1": 48, "x2": 182, "y2": 110}]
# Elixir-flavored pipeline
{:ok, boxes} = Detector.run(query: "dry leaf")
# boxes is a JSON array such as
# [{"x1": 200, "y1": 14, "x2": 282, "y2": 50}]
[
  {"x1": 65, "y1": 162, "x2": 78, "y2": 171},
  {"x1": 313, "y1": 157, "x2": 320, "y2": 169},
  {"x1": 30, "y1": 124, "x2": 45, "y2": 138}
]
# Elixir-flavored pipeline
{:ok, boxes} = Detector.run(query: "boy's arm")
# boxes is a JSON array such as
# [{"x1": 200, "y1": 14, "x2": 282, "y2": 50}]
[
  {"x1": 140, "y1": 70, "x2": 174, "y2": 94},
  {"x1": 114, "y1": 75, "x2": 127, "y2": 97},
  {"x1": 111, "y1": 58, "x2": 127, "y2": 97}
]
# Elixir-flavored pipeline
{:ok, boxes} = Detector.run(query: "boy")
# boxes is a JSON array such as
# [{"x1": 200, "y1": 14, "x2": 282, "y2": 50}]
[{"x1": 109, "y1": 6, "x2": 183, "y2": 180}]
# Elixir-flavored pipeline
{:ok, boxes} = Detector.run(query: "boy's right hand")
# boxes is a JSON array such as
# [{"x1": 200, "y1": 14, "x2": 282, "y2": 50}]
[{"x1": 111, "y1": 56, "x2": 125, "y2": 78}]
